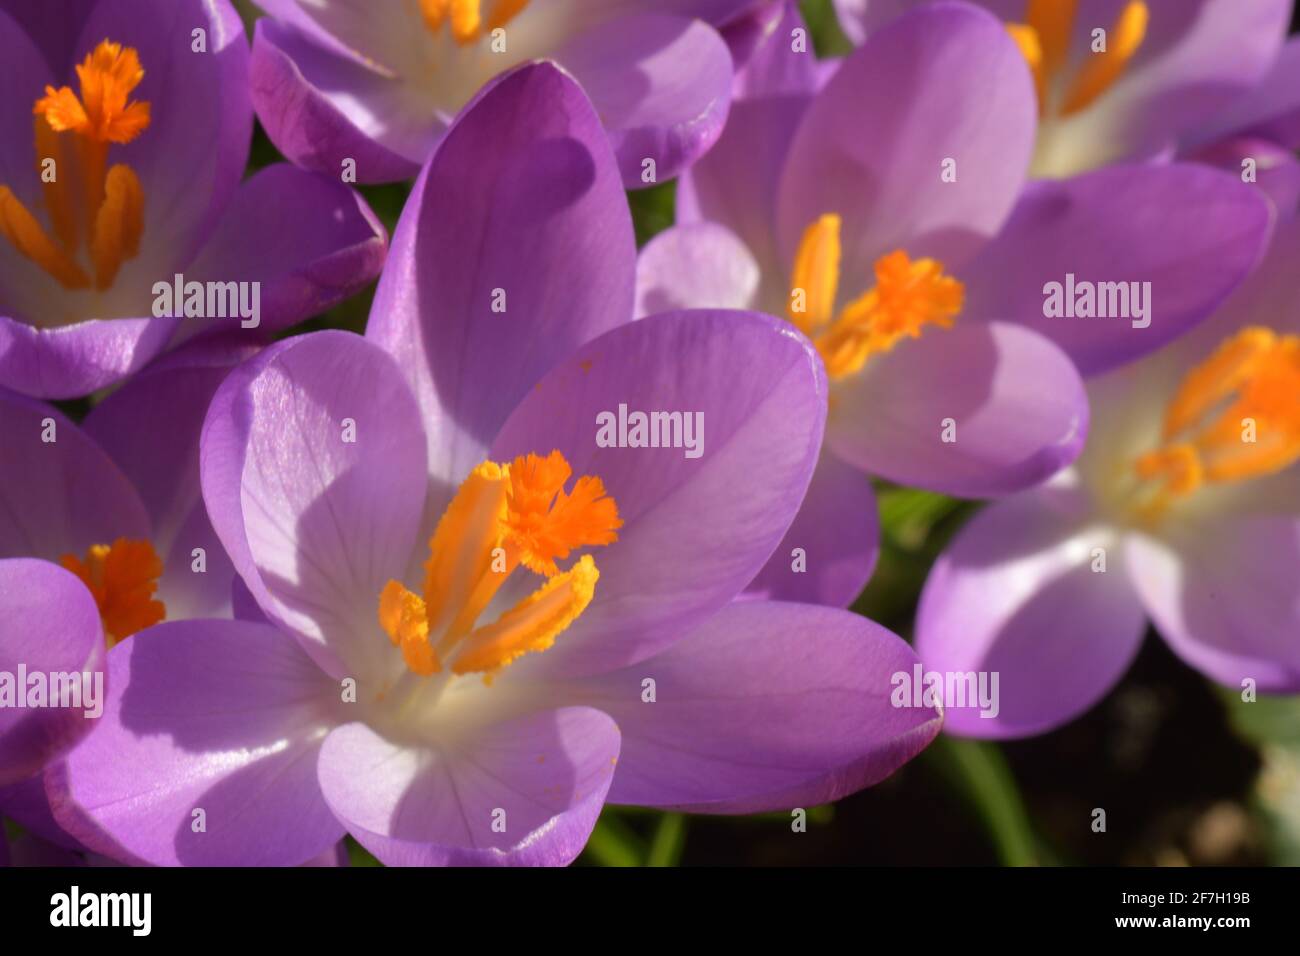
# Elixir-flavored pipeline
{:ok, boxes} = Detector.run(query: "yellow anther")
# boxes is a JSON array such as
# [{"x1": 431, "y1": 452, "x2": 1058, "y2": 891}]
[
  {"x1": 378, "y1": 451, "x2": 620, "y2": 680},
  {"x1": 1133, "y1": 326, "x2": 1300, "y2": 518}
]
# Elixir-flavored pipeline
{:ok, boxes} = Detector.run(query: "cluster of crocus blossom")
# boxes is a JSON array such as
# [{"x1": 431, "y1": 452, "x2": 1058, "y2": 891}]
[{"x1": 0, "y1": 0, "x2": 1296, "y2": 867}]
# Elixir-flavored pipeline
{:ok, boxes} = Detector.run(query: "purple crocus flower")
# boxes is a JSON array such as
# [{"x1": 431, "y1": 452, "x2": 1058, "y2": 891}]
[
  {"x1": 832, "y1": 0, "x2": 1292, "y2": 178},
  {"x1": 917, "y1": 214, "x2": 1300, "y2": 737},
  {"x1": 635, "y1": 2, "x2": 1270, "y2": 606},
  {"x1": 0, "y1": 338, "x2": 249, "y2": 847},
  {"x1": 42, "y1": 63, "x2": 941, "y2": 868},
  {"x1": 0, "y1": 0, "x2": 385, "y2": 399},
  {"x1": 247, "y1": 0, "x2": 763, "y2": 188}
]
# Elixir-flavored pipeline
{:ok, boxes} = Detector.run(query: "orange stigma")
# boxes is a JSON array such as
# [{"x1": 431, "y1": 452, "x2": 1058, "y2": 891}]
[
  {"x1": 1133, "y1": 326, "x2": 1300, "y2": 520},
  {"x1": 787, "y1": 213, "x2": 963, "y2": 380},
  {"x1": 60, "y1": 537, "x2": 166, "y2": 646},
  {"x1": 377, "y1": 451, "x2": 621, "y2": 680},
  {"x1": 0, "y1": 40, "x2": 149, "y2": 291},
  {"x1": 418, "y1": 0, "x2": 531, "y2": 46},
  {"x1": 1007, "y1": 0, "x2": 1149, "y2": 117}
]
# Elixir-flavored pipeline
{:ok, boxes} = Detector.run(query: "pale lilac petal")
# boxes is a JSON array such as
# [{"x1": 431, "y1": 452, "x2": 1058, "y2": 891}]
[
  {"x1": 317, "y1": 708, "x2": 619, "y2": 867},
  {"x1": 1127, "y1": 517, "x2": 1300, "y2": 692},
  {"x1": 634, "y1": 222, "x2": 760, "y2": 318},
  {"x1": 48, "y1": 619, "x2": 344, "y2": 867},
  {"x1": 963, "y1": 163, "x2": 1274, "y2": 376},
  {"x1": 367, "y1": 62, "x2": 635, "y2": 521},
  {"x1": 571, "y1": 601, "x2": 939, "y2": 811},
  {"x1": 826, "y1": 322, "x2": 1088, "y2": 498},
  {"x1": 743, "y1": 450, "x2": 878, "y2": 607},
  {"x1": 917, "y1": 480, "x2": 1146, "y2": 738},
  {"x1": 0, "y1": 559, "x2": 103, "y2": 786},
  {"x1": 489, "y1": 310, "x2": 827, "y2": 677},
  {"x1": 200, "y1": 332, "x2": 428, "y2": 679}
]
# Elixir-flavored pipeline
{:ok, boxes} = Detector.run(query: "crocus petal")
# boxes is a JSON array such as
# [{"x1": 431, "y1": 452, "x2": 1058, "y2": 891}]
[
  {"x1": 0, "y1": 389, "x2": 150, "y2": 559},
  {"x1": 0, "y1": 559, "x2": 103, "y2": 786},
  {"x1": 743, "y1": 450, "x2": 878, "y2": 607},
  {"x1": 917, "y1": 480, "x2": 1147, "y2": 738},
  {"x1": 776, "y1": 3, "x2": 1036, "y2": 279},
  {"x1": 367, "y1": 62, "x2": 635, "y2": 520},
  {"x1": 249, "y1": 17, "x2": 425, "y2": 184},
  {"x1": 963, "y1": 163, "x2": 1274, "y2": 376},
  {"x1": 181, "y1": 163, "x2": 387, "y2": 337},
  {"x1": 556, "y1": 14, "x2": 733, "y2": 189},
  {"x1": 0, "y1": 775, "x2": 80, "y2": 848},
  {"x1": 568, "y1": 601, "x2": 939, "y2": 811},
  {"x1": 677, "y1": 96, "x2": 813, "y2": 297},
  {"x1": 1189, "y1": 37, "x2": 1300, "y2": 151},
  {"x1": 826, "y1": 322, "x2": 1088, "y2": 498},
  {"x1": 1046, "y1": 0, "x2": 1290, "y2": 174},
  {"x1": 0, "y1": 7, "x2": 53, "y2": 209},
  {"x1": 1127, "y1": 517, "x2": 1300, "y2": 692},
  {"x1": 1188, "y1": 136, "x2": 1300, "y2": 222},
  {"x1": 48, "y1": 619, "x2": 345, "y2": 867},
  {"x1": 200, "y1": 332, "x2": 428, "y2": 680},
  {"x1": 730, "y1": 1, "x2": 821, "y2": 99},
  {"x1": 82, "y1": 338, "x2": 257, "y2": 620},
  {"x1": 490, "y1": 309, "x2": 826, "y2": 677},
  {"x1": 634, "y1": 222, "x2": 760, "y2": 318},
  {"x1": 601, "y1": 0, "x2": 762, "y2": 24},
  {"x1": 76, "y1": 0, "x2": 253, "y2": 269},
  {"x1": 317, "y1": 708, "x2": 619, "y2": 867},
  {"x1": 0, "y1": 317, "x2": 180, "y2": 401}
]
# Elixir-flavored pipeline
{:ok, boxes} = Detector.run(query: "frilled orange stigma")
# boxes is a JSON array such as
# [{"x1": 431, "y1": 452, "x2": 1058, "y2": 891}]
[
  {"x1": 418, "y1": 0, "x2": 531, "y2": 46},
  {"x1": 786, "y1": 214, "x2": 963, "y2": 380},
  {"x1": 0, "y1": 40, "x2": 149, "y2": 291},
  {"x1": 377, "y1": 451, "x2": 620, "y2": 680},
  {"x1": 1133, "y1": 326, "x2": 1300, "y2": 519},
  {"x1": 60, "y1": 538, "x2": 165, "y2": 646},
  {"x1": 1007, "y1": 0, "x2": 1148, "y2": 117}
]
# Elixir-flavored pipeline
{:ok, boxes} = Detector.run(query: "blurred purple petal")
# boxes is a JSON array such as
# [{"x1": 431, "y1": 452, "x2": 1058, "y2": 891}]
[
  {"x1": 964, "y1": 163, "x2": 1273, "y2": 376},
  {"x1": 634, "y1": 222, "x2": 760, "y2": 318},
  {"x1": 917, "y1": 481, "x2": 1146, "y2": 738}
]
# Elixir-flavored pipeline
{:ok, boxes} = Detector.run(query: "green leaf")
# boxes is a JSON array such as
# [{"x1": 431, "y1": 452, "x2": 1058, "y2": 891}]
[{"x1": 925, "y1": 734, "x2": 1040, "y2": 866}]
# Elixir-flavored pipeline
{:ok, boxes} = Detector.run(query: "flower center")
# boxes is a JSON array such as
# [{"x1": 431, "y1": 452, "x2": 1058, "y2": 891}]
[
  {"x1": 1006, "y1": 0, "x2": 1149, "y2": 118},
  {"x1": 787, "y1": 213, "x2": 964, "y2": 380},
  {"x1": 59, "y1": 537, "x2": 166, "y2": 646},
  {"x1": 417, "y1": 0, "x2": 531, "y2": 46},
  {"x1": 1131, "y1": 326, "x2": 1300, "y2": 520},
  {"x1": 0, "y1": 40, "x2": 149, "y2": 292},
  {"x1": 378, "y1": 450, "x2": 621, "y2": 681}
]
